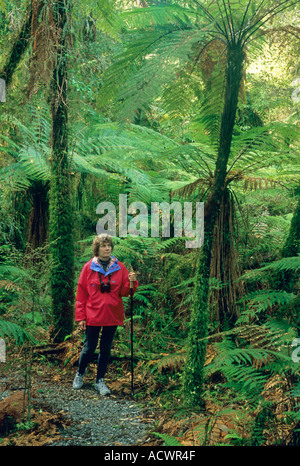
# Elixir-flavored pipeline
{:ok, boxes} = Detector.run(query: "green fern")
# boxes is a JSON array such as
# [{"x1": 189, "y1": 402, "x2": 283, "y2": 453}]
[
  {"x1": 249, "y1": 402, "x2": 274, "y2": 446},
  {"x1": 0, "y1": 320, "x2": 36, "y2": 344},
  {"x1": 241, "y1": 256, "x2": 300, "y2": 281},
  {"x1": 153, "y1": 432, "x2": 183, "y2": 446},
  {"x1": 236, "y1": 290, "x2": 295, "y2": 322},
  {"x1": 204, "y1": 306, "x2": 299, "y2": 406}
]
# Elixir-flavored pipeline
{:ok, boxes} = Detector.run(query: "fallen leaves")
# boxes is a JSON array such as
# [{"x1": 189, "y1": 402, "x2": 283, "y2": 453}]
[{"x1": 0, "y1": 406, "x2": 70, "y2": 446}]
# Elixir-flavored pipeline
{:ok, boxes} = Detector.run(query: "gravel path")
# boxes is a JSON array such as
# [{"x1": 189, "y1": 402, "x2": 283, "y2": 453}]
[
  {"x1": 1, "y1": 373, "x2": 156, "y2": 447},
  {"x1": 34, "y1": 379, "x2": 154, "y2": 446}
]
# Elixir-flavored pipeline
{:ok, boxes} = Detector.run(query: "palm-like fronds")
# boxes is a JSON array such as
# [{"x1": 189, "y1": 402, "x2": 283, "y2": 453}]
[
  {"x1": 0, "y1": 107, "x2": 159, "y2": 198},
  {"x1": 204, "y1": 315, "x2": 298, "y2": 407},
  {"x1": 240, "y1": 255, "x2": 300, "y2": 280},
  {"x1": 98, "y1": 0, "x2": 298, "y2": 120},
  {"x1": 0, "y1": 320, "x2": 35, "y2": 344}
]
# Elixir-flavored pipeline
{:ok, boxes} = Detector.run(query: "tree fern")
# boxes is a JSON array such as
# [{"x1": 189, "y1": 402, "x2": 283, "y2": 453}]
[
  {"x1": 0, "y1": 109, "x2": 125, "y2": 190},
  {"x1": 74, "y1": 0, "x2": 121, "y2": 38}
]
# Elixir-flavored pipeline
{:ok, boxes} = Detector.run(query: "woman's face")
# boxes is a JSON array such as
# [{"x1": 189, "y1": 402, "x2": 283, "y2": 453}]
[{"x1": 98, "y1": 242, "x2": 112, "y2": 260}]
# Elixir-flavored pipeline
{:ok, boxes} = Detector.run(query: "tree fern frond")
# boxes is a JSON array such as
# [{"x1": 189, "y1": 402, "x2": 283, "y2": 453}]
[
  {"x1": 0, "y1": 162, "x2": 32, "y2": 190},
  {"x1": 236, "y1": 290, "x2": 295, "y2": 322},
  {"x1": 71, "y1": 152, "x2": 123, "y2": 181},
  {"x1": 99, "y1": 24, "x2": 209, "y2": 120},
  {"x1": 240, "y1": 256, "x2": 300, "y2": 282},
  {"x1": 121, "y1": 4, "x2": 198, "y2": 30},
  {"x1": 74, "y1": 0, "x2": 121, "y2": 38},
  {"x1": 0, "y1": 319, "x2": 37, "y2": 344},
  {"x1": 18, "y1": 146, "x2": 50, "y2": 180},
  {"x1": 226, "y1": 122, "x2": 300, "y2": 182}
]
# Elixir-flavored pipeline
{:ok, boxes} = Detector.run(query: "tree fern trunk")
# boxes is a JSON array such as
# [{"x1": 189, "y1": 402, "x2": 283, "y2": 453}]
[
  {"x1": 49, "y1": 0, "x2": 74, "y2": 342},
  {"x1": 282, "y1": 188, "x2": 300, "y2": 258},
  {"x1": 25, "y1": 181, "x2": 49, "y2": 254},
  {"x1": 280, "y1": 186, "x2": 300, "y2": 309},
  {"x1": 182, "y1": 215, "x2": 214, "y2": 407},
  {"x1": 183, "y1": 44, "x2": 245, "y2": 406}
]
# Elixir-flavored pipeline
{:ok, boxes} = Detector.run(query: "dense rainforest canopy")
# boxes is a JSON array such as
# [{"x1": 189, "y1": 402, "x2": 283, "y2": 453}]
[{"x1": 0, "y1": 0, "x2": 299, "y2": 447}]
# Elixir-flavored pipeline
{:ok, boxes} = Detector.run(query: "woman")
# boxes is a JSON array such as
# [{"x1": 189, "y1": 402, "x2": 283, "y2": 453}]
[{"x1": 73, "y1": 234, "x2": 138, "y2": 395}]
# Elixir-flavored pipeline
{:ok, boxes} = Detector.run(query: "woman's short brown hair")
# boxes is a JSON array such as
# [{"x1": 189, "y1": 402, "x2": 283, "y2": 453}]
[{"x1": 92, "y1": 234, "x2": 114, "y2": 256}]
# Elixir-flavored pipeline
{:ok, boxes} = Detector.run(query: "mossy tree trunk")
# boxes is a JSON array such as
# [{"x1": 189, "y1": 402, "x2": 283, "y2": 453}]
[
  {"x1": 0, "y1": 3, "x2": 32, "y2": 86},
  {"x1": 49, "y1": 0, "x2": 74, "y2": 342},
  {"x1": 279, "y1": 186, "x2": 300, "y2": 320},
  {"x1": 183, "y1": 44, "x2": 245, "y2": 407}
]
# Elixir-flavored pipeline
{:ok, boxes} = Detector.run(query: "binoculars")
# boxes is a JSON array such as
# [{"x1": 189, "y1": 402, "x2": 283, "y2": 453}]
[
  {"x1": 99, "y1": 272, "x2": 111, "y2": 293},
  {"x1": 100, "y1": 282, "x2": 111, "y2": 293}
]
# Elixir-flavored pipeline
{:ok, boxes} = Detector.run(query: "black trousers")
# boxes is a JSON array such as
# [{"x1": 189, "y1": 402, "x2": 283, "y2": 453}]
[{"x1": 78, "y1": 325, "x2": 117, "y2": 381}]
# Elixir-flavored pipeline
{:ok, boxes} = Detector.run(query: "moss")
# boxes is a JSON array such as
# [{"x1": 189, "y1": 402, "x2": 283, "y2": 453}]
[{"x1": 49, "y1": 0, "x2": 74, "y2": 343}]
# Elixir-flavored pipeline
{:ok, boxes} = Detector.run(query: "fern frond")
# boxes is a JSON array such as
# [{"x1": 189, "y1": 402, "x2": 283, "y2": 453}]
[
  {"x1": 121, "y1": 4, "x2": 198, "y2": 30},
  {"x1": 240, "y1": 256, "x2": 300, "y2": 282},
  {"x1": 0, "y1": 319, "x2": 36, "y2": 344},
  {"x1": 99, "y1": 23, "x2": 209, "y2": 121},
  {"x1": 0, "y1": 264, "x2": 38, "y2": 283},
  {"x1": 155, "y1": 350, "x2": 186, "y2": 374},
  {"x1": 153, "y1": 432, "x2": 183, "y2": 446},
  {"x1": 227, "y1": 122, "x2": 300, "y2": 178},
  {"x1": 236, "y1": 290, "x2": 295, "y2": 322},
  {"x1": 18, "y1": 146, "x2": 50, "y2": 181},
  {"x1": 72, "y1": 0, "x2": 121, "y2": 38}
]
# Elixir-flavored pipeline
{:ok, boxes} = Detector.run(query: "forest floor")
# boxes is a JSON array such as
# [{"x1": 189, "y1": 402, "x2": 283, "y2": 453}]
[
  {"x1": 0, "y1": 366, "x2": 159, "y2": 447},
  {"x1": 0, "y1": 331, "x2": 165, "y2": 447},
  {"x1": 0, "y1": 332, "x2": 298, "y2": 447}
]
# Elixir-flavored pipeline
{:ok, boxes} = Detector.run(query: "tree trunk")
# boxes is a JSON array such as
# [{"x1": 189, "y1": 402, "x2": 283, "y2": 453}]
[
  {"x1": 282, "y1": 188, "x2": 300, "y2": 258},
  {"x1": 0, "y1": 3, "x2": 32, "y2": 86},
  {"x1": 183, "y1": 44, "x2": 245, "y2": 406},
  {"x1": 279, "y1": 186, "x2": 300, "y2": 297},
  {"x1": 49, "y1": 0, "x2": 74, "y2": 343},
  {"x1": 25, "y1": 180, "x2": 49, "y2": 254},
  {"x1": 210, "y1": 187, "x2": 241, "y2": 328}
]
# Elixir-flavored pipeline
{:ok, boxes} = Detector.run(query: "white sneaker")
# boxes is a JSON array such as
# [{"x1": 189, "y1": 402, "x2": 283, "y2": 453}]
[
  {"x1": 73, "y1": 371, "x2": 85, "y2": 389},
  {"x1": 94, "y1": 378, "x2": 110, "y2": 396}
]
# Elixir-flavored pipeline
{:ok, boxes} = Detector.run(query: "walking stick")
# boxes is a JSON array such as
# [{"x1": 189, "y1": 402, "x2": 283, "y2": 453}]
[{"x1": 130, "y1": 271, "x2": 134, "y2": 397}]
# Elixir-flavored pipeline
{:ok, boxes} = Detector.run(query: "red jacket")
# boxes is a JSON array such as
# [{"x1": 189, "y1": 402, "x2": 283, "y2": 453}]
[{"x1": 75, "y1": 256, "x2": 138, "y2": 326}]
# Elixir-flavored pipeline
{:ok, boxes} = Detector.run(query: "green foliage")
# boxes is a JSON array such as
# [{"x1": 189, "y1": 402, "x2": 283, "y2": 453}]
[
  {"x1": 0, "y1": 320, "x2": 35, "y2": 344},
  {"x1": 249, "y1": 402, "x2": 274, "y2": 446},
  {"x1": 0, "y1": 0, "x2": 299, "y2": 446},
  {"x1": 282, "y1": 192, "x2": 300, "y2": 258},
  {"x1": 243, "y1": 256, "x2": 300, "y2": 277},
  {"x1": 153, "y1": 432, "x2": 183, "y2": 447},
  {"x1": 0, "y1": 243, "x2": 52, "y2": 344}
]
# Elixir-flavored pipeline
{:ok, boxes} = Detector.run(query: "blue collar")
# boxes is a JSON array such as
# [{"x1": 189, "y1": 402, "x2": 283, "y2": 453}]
[{"x1": 90, "y1": 256, "x2": 120, "y2": 276}]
